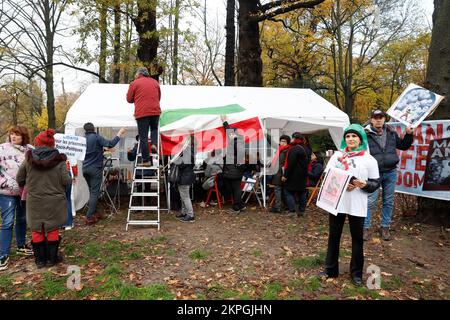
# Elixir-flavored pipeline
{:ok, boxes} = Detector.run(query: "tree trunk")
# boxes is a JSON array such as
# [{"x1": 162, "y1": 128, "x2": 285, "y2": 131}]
[
  {"x1": 237, "y1": 0, "x2": 262, "y2": 87},
  {"x1": 225, "y1": 0, "x2": 235, "y2": 86},
  {"x1": 44, "y1": 0, "x2": 55, "y2": 129},
  {"x1": 123, "y1": 1, "x2": 133, "y2": 83},
  {"x1": 425, "y1": 0, "x2": 450, "y2": 120},
  {"x1": 98, "y1": 2, "x2": 108, "y2": 83},
  {"x1": 419, "y1": 0, "x2": 450, "y2": 226},
  {"x1": 171, "y1": 0, "x2": 180, "y2": 85},
  {"x1": 112, "y1": 2, "x2": 121, "y2": 83},
  {"x1": 134, "y1": 0, "x2": 160, "y2": 80}
]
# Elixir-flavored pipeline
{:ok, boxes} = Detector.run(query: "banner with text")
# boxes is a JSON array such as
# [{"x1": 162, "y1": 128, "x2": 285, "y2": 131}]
[
  {"x1": 54, "y1": 134, "x2": 86, "y2": 163},
  {"x1": 388, "y1": 120, "x2": 450, "y2": 201}
]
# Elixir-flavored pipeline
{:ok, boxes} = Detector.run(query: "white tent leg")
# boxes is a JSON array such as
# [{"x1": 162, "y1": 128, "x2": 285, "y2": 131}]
[{"x1": 263, "y1": 119, "x2": 267, "y2": 208}]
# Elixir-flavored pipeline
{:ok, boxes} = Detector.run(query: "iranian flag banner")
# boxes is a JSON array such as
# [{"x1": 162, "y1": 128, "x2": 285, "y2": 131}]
[{"x1": 159, "y1": 104, "x2": 263, "y2": 155}]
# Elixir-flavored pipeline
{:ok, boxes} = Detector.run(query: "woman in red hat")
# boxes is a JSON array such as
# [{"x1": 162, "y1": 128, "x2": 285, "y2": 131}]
[{"x1": 17, "y1": 129, "x2": 70, "y2": 268}]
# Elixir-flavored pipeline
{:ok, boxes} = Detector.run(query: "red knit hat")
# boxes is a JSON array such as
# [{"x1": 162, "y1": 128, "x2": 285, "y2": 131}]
[{"x1": 34, "y1": 129, "x2": 56, "y2": 148}]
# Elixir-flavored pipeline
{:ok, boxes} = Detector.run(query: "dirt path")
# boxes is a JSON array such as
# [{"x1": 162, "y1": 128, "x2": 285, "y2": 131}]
[{"x1": 1, "y1": 202, "x2": 448, "y2": 300}]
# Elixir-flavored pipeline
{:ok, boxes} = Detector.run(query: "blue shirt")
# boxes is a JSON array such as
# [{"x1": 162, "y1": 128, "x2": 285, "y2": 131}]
[{"x1": 83, "y1": 132, "x2": 120, "y2": 169}]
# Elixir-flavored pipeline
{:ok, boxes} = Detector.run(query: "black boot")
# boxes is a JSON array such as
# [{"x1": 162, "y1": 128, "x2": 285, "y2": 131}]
[
  {"x1": 31, "y1": 241, "x2": 46, "y2": 268},
  {"x1": 46, "y1": 237, "x2": 63, "y2": 267}
]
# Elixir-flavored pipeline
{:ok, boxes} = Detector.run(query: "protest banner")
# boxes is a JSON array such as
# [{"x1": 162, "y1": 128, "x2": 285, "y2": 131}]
[
  {"x1": 387, "y1": 83, "x2": 444, "y2": 128},
  {"x1": 54, "y1": 134, "x2": 86, "y2": 162},
  {"x1": 316, "y1": 167, "x2": 351, "y2": 215},
  {"x1": 389, "y1": 120, "x2": 450, "y2": 201}
]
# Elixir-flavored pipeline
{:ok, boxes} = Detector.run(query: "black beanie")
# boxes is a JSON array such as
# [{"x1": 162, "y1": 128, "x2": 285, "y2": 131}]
[{"x1": 344, "y1": 129, "x2": 363, "y2": 142}]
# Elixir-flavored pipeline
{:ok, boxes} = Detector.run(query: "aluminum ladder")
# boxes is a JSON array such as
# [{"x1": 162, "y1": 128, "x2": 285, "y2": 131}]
[{"x1": 126, "y1": 140, "x2": 161, "y2": 230}]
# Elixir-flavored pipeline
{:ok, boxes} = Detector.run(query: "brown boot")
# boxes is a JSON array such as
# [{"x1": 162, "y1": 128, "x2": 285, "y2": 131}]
[
  {"x1": 380, "y1": 227, "x2": 391, "y2": 241},
  {"x1": 363, "y1": 228, "x2": 369, "y2": 241},
  {"x1": 94, "y1": 211, "x2": 108, "y2": 220}
]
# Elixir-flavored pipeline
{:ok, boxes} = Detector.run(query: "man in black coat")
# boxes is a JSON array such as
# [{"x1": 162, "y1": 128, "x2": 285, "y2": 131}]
[
  {"x1": 282, "y1": 132, "x2": 311, "y2": 217},
  {"x1": 364, "y1": 109, "x2": 414, "y2": 241},
  {"x1": 221, "y1": 115, "x2": 246, "y2": 213}
]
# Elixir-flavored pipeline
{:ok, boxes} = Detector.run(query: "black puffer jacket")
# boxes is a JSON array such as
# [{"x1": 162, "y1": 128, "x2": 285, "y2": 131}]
[
  {"x1": 365, "y1": 125, "x2": 413, "y2": 173},
  {"x1": 283, "y1": 144, "x2": 310, "y2": 191}
]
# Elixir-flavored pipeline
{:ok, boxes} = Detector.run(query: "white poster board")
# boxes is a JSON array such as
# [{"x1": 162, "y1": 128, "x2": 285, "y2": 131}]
[
  {"x1": 54, "y1": 134, "x2": 86, "y2": 163},
  {"x1": 316, "y1": 167, "x2": 351, "y2": 216},
  {"x1": 387, "y1": 83, "x2": 444, "y2": 128}
]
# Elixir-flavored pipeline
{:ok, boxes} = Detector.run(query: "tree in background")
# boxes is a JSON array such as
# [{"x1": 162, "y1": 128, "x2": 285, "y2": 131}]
[
  {"x1": 237, "y1": 0, "x2": 326, "y2": 87},
  {"x1": 419, "y1": 0, "x2": 450, "y2": 222}
]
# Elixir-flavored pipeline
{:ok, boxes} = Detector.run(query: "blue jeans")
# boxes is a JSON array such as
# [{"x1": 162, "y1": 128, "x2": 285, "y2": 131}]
[
  {"x1": 365, "y1": 169, "x2": 397, "y2": 229},
  {"x1": 65, "y1": 182, "x2": 73, "y2": 227},
  {"x1": 0, "y1": 195, "x2": 27, "y2": 258},
  {"x1": 83, "y1": 166, "x2": 103, "y2": 218},
  {"x1": 285, "y1": 189, "x2": 307, "y2": 213}
]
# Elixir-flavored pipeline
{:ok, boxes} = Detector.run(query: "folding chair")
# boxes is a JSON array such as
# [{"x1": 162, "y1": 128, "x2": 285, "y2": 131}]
[
  {"x1": 241, "y1": 173, "x2": 263, "y2": 207},
  {"x1": 306, "y1": 172, "x2": 324, "y2": 207}
]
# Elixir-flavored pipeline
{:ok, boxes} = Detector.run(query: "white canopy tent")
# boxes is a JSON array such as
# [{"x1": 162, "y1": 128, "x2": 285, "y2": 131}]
[
  {"x1": 65, "y1": 84, "x2": 349, "y2": 146},
  {"x1": 65, "y1": 83, "x2": 349, "y2": 209}
]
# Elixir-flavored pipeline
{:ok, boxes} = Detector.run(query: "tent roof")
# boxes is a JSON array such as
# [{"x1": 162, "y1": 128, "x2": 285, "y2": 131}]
[{"x1": 65, "y1": 84, "x2": 349, "y2": 146}]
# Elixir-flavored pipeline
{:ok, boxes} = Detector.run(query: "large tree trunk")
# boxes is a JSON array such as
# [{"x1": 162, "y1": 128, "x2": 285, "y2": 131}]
[
  {"x1": 44, "y1": 0, "x2": 55, "y2": 129},
  {"x1": 171, "y1": 0, "x2": 180, "y2": 85},
  {"x1": 420, "y1": 0, "x2": 450, "y2": 226},
  {"x1": 98, "y1": 2, "x2": 108, "y2": 83},
  {"x1": 225, "y1": 0, "x2": 235, "y2": 86},
  {"x1": 134, "y1": 0, "x2": 160, "y2": 80},
  {"x1": 426, "y1": 0, "x2": 450, "y2": 120},
  {"x1": 112, "y1": 2, "x2": 121, "y2": 83},
  {"x1": 237, "y1": 0, "x2": 262, "y2": 87}
]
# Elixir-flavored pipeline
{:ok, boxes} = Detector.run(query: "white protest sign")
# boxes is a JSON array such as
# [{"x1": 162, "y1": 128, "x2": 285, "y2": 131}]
[
  {"x1": 316, "y1": 167, "x2": 352, "y2": 216},
  {"x1": 387, "y1": 83, "x2": 444, "y2": 128},
  {"x1": 54, "y1": 134, "x2": 86, "y2": 162}
]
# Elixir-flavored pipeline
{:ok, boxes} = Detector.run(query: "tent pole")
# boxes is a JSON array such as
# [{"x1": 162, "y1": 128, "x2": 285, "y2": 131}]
[{"x1": 263, "y1": 119, "x2": 267, "y2": 209}]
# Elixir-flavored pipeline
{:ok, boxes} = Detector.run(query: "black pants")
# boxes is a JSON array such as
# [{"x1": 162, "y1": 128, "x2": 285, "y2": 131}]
[
  {"x1": 224, "y1": 178, "x2": 243, "y2": 211},
  {"x1": 136, "y1": 115, "x2": 160, "y2": 162},
  {"x1": 325, "y1": 213, "x2": 365, "y2": 278}
]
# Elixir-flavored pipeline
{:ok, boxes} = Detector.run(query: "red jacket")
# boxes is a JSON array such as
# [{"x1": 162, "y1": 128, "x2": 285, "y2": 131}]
[{"x1": 126, "y1": 75, "x2": 161, "y2": 119}]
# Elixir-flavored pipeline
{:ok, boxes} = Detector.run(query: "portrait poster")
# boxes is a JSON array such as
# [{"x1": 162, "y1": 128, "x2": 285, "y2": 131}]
[
  {"x1": 423, "y1": 137, "x2": 450, "y2": 191},
  {"x1": 387, "y1": 83, "x2": 444, "y2": 128},
  {"x1": 316, "y1": 167, "x2": 351, "y2": 216}
]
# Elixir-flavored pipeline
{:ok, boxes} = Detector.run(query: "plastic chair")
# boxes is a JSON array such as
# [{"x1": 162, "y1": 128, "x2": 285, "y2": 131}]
[{"x1": 205, "y1": 174, "x2": 223, "y2": 209}]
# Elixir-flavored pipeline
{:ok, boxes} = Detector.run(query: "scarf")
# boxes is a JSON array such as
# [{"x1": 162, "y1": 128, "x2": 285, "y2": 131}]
[
  {"x1": 271, "y1": 144, "x2": 290, "y2": 167},
  {"x1": 283, "y1": 138, "x2": 304, "y2": 170},
  {"x1": 336, "y1": 147, "x2": 365, "y2": 170}
]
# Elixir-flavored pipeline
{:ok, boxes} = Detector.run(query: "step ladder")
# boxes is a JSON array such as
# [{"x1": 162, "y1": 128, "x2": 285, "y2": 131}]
[{"x1": 126, "y1": 140, "x2": 161, "y2": 230}]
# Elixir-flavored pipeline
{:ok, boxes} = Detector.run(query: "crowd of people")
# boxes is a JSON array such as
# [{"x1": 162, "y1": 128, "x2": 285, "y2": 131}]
[{"x1": 0, "y1": 67, "x2": 415, "y2": 287}]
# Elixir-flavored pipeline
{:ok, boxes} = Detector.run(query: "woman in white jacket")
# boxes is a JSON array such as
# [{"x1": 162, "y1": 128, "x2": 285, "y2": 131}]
[
  {"x1": 0, "y1": 126, "x2": 33, "y2": 271},
  {"x1": 320, "y1": 124, "x2": 380, "y2": 286}
]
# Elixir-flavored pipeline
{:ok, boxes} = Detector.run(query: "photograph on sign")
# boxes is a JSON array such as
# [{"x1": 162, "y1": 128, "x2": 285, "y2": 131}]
[
  {"x1": 316, "y1": 167, "x2": 351, "y2": 216},
  {"x1": 387, "y1": 83, "x2": 444, "y2": 127},
  {"x1": 423, "y1": 137, "x2": 450, "y2": 191}
]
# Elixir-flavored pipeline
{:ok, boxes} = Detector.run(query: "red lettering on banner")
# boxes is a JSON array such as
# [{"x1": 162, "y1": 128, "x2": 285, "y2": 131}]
[
  {"x1": 413, "y1": 125, "x2": 423, "y2": 145},
  {"x1": 425, "y1": 124, "x2": 443, "y2": 145},
  {"x1": 415, "y1": 145, "x2": 428, "y2": 171},
  {"x1": 404, "y1": 172, "x2": 413, "y2": 187},
  {"x1": 414, "y1": 172, "x2": 424, "y2": 187},
  {"x1": 397, "y1": 171, "x2": 425, "y2": 188},
  {"x1": 399, "y1": 149, "x2": 413, "y2": 169},
  {"x1": 397, "y1": 171, "x2": 402, "y2": 186}
]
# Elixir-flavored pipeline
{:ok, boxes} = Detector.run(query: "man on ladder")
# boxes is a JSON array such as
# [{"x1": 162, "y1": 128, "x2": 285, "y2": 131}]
[
  {"x1": 126, "y1": 66, "x2": 162, "y2": 229},
  {"x1": 126, "y1": 66, "x2": 161, "y2": 166}
]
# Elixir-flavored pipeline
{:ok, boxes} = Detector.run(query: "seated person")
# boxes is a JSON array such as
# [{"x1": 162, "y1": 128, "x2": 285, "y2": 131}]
[{"x1": 307, "y1": 152, "x2": 324, "y2": 187}]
